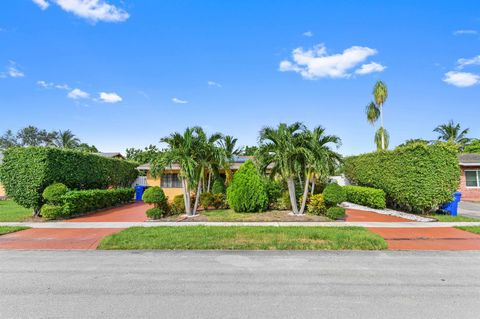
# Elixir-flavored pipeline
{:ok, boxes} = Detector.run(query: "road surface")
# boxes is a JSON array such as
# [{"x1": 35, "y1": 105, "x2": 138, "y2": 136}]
[{"x1": 1, "y1": 250, "x2": 479, "y2": 318}]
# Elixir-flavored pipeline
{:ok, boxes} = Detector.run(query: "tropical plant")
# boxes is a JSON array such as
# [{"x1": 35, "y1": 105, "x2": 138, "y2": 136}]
[
  {"x1": 53, "y1": 130, "x2": 80, "y2": 149},
  {"x1": 217, "y1": 135, "x2": 242, "y2": 186},
  {"x1": 126, "y1": 145, "x2": 162, "y2": 164},
  {"x1": 373, "y1": 80, "x2": 388, "y2": 150},
  {"x1": 433, "y1": 120, "x2": 471, "y2": 150},
  {"x1": 307, "y1": 194, "x2": 326, "y2": 215},
  {"x1": 464, "y1": 139, "x2": 480, "y2": 154},
  {"x1": 374, "y1": 127, "x2": 390, "y2": 151},
  {"x1": 322, "y1": 183, "x2": 346, "y2": 206}
]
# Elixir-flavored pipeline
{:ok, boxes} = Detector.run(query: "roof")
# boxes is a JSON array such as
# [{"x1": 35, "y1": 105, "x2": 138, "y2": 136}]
[
  {"x1": 97, "y1": 152, "x2": 125, "y2": 159},
  {"x1": 459, "y1": 153, "x2": 480, "y2": 166}
]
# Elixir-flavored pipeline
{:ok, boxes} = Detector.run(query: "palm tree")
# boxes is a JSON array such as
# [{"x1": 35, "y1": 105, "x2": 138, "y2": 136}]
[
  {"x1": 372, "y1": 81, "x2": 388, "y2": 150},
  {"x1": 54, "y1": 130, "x2": 80, "y2": 148},
  {"x1": 374, "y1": 127, "x2": 389, "y2": 151},
  {"x1": 218, "y1": 135, "x2": 242, "y2": 187},
  {"x1": 365, "y1": 101, "x2": 380, "y2": 126},
  {"x1": 433, "y1": 120, "x2": 471, "y2": 149}
]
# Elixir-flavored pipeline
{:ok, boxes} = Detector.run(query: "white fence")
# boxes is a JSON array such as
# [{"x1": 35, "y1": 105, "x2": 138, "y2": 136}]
[{"x1": 132, "y1": 176, "x2": 148, "y2": 187}]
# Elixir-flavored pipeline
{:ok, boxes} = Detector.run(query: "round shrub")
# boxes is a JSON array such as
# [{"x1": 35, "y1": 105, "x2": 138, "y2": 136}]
[
  {"x1": 142, "y1": 187, "x2": 168, "y2": 210},
  {"x1": 41, "y1": 204, "x2": 66, "y2": 220},
  {"x1": 146, "y1": 207, "x2": 165, "y2": 219},
  {"x1": 212, "y1": 193, "x2": 227, "y2": 209},
  {"x1": 322, "y1": 183, "x2": 346, "y2": 206},
  {"x1": 42, "y1": 183, "x2": 68, "y2": 205},
  {"x1": 307, "y1": 194, "x2": 326, "y2": 215},
  {"x1": 211, "y1": 179, "x2": 226, "y2": 194},
  {"x1": 326, "y1": 207, "x2": 346, "y2": 220},
  {"x1": 171, "y1": 194, "x2": 186, "y2": 214},
  {"x1": 200, "y1": 192, "x2": 215, "y2": 210},
  {"x1": 227, "y1": 160, "x2": 268, "y2": 212}
]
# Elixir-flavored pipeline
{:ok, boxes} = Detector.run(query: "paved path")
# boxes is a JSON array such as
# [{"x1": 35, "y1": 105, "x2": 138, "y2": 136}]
[
  {"x1": 67, "y1": 202, "x2": 149, "y2": 222},
  {"x1": 459, "y1": 201, "x2": 480, "y2": 219},
  {"x1": 346, "y1": 208, "x2": 412, "y2": 222},
  {"x1": 1, "y1": 250, "x2": 479, "y2": 318}
]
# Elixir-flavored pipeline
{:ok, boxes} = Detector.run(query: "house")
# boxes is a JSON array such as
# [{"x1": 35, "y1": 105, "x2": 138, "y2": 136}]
[
  {"x1": 136, "y1": 156, "x2": 254, "y2": 200},
  {"x1": 458, "y1": 154, "x2": 480, "y2": 202},
  {"x1": 97, "y1": 152, "x2": 125, "y2": 160}
]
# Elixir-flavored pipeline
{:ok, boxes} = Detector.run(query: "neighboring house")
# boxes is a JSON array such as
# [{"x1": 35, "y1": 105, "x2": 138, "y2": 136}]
[
  {"x1": 136, "y1": 156, "x2": 254, "y2": 200},
  {"x1": 458, "y1": 154, "x2": 480, "y2": 202},
  {"x1": 97, "y1": 152, "x2": 125, "y2": 160}
]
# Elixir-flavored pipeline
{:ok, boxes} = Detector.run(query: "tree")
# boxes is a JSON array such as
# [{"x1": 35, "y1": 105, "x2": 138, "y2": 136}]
[
  {"x1": 77, "y1": 143, "x2": 99, "y2": 153},
  {"x1": 218, "y1": 135, "x2": 242, "y2": 186},
  {"x1": 16, "y1": 126, "x2": 56, "y2": 147},
  {"x1": 126, "y1": 145, "x2": 162, "y2": 163},
  {"x1": 433, "y1": 120, "x2": 471, "y2": 150},
  {"x1": 374, "y1": 127, "x2": 390, "y2": 151},
  {"x1": 464, "y1": 139, "x2": 480, "y2": 154},
  {"x1": 54, "y1": 130, "x2": 80, "y2": 149},
  {"x1": 0, "y1": 130, "x2": 19, "y2": 150},
  {"x1": 242, "y1": 146, "x2": 257, "y2": 156},
  {"x1": 396, "y1": 139, "x2": 429, "y2": 149},
  {"x1": 365, "y1": 81, "x2": 389, "y2": 150}
]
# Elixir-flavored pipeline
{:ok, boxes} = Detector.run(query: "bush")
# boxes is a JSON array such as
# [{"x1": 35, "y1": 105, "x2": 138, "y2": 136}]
[
  {"x1": 307, "y1": 194, "x2": 326, "y2": 215},
  {"x1": 344, "y1": 143, "x2": 459, "y2": 213},
  {"x1": 322, "y1": 183, "x2": 346, "y2": 206},
  {"x1": 42, "y1": 183, "x2": 68, "y2": 205},
  {"x1": 277, "y1": 191, "x2": 292, "y2": 210},
  {"x1": 200, "y1": 192, "x2": 215, "y2": 210},
  {"x1": 171, "y1": 194, "x2": 186, "y2": 214},
  {"x1": 62, "y1": 188, "x2": 134, "y2": 216},
  {"x1": 211, "y1": 179, "x2": 226, "y2": 194},
  {"x1": 142, "y1": 187, "x2": 169, "y2": 212},
  {"x1": 41, "y1": 204, "x2": 66, "y2": 220},
  {"x1": 344, "y1": 186, "x2": 386, "y2": 209},
  {"x1": 264, "y1": 179, "x2": 284, "y2": 209},
  {"x1": 326, "y1": 207, "x2": 346, "y2": 220},
  {"x1": 0, "y1": 147, "x2": 138, "y2": 213},
  {"x1": 227, "y1": 160, "x2": 268, "y2": 212},
  {"x1": 146, "y1": 207, "x2": 165, "y2": 219},
  {"x1": 212, "y1": 193, "x2": 227, "y2": 209}
]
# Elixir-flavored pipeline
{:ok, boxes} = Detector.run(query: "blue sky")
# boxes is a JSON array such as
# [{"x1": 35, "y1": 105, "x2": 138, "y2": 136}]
[{"x1": 0, "y1": 0, "x2": 479, "y2": 155}]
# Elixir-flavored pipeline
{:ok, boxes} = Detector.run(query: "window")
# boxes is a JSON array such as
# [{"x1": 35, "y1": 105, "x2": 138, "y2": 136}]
[
  {"x1": 161, "y1": 173, "x2": 182, "y2": 188},
  {"x1": 465, "y1": 170, "x2": 480, "y2": 188}
]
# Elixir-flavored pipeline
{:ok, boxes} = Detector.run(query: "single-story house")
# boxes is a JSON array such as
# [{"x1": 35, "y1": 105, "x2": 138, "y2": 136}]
[{"x1": 458, "y1": 154, "x2": 480, "y2": 202}]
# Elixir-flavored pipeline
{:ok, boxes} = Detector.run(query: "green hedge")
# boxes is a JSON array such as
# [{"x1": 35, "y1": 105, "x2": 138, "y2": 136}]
[
  {"x1": 323, "y1": 183, "x2": 346, "y2": 206},
  {"x1": 344, "y1": 186, "x2": 386, "y2": 209},
  {"x1": 326, "y1": 207, "x2": 346, "y2": 220},
  {"x1": 0, "y1": 147, "x2": 138, "y2": 213},
  {"x1": 344, "y1": 143, "x2": 459, "y2": 213},
  {"x1": 62, "y1": 188, "x2": 134, "y2": 216}
]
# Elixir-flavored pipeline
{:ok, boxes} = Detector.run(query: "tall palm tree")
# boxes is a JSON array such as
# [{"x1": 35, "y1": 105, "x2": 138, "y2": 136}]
[
  {"x1": 373, "y1": 81, "x2": 388, "y2": 150},
  {"x1": 374, "y1": 127, "x2": 389, "y2": 151},
  {"x1": 54, "y1": 130, "x2": 80, "y2": 148},
  {"x1": 218, "y1": 135, "x2": 242, "y2": 186},
  {"x1": 433, "y1": 120, "x2": 471, "y2": 149}
]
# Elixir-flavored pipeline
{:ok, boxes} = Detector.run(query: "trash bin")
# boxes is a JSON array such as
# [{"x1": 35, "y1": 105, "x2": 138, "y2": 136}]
[
  {"x1": 440, "y1": 192, "x2": 462, "y2": 216},
  {"x1": 135, "y1": 185, "x2": 146, "y2": 202}
]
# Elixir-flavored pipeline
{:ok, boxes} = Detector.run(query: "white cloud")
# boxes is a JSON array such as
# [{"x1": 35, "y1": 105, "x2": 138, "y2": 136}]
[
  {"x1": 172, "y1": 97, "x2": 188, "y2": 104},
  {"x1": 32, "y1": 0, "x2": 129, "y2": 23},
  {"x1": 68, "y1": 88, "x2": 90, "y2": 99},
  {"x1": 457, "y1": 55, "x2": 480, "y2": 69},
  {"x1": 279, "y1": 44, "x2": 380, "y2": 79},
  {"x1": 443, "y1": 71, "x2": 480, "y2": 87},
  {"x1": 37, "y1": 80, "x2": 70, "y2": 90},
  {"x1": 355, "y1": 62, "x2": 386, "y2": 75},
  {"x1": 99, "y1": 91, "x2": 122, "y2": 103},
  {"x1": 302, "y1": 31, "x2": 314, "y2": 37},
  {"x1": 0, "y1": 61, "x2": 24, "y2": 78},
  {"x1": 32, "y1": 0, "x2": 50, "y2": 10},
  {"x1": 207, "y1": 80, "x2": 222, "y2": 88},
  {"x1": 453, "y1": 30, "x2": 478, "y2": 36}
]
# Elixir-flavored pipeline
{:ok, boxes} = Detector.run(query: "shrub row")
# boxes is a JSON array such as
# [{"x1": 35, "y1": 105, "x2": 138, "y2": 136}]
[
  {"x1": 344, "y1": 186, "x2": 386, "y2": 209},
  {"x1": 344, "y1": 143, "x2": 459, "y2": 213},
  {"x1": 0, "y1": 147, "x2": 138, "y2": 213},
  {"x1": 62, "y1": 188, "x2": 134, "y2": 216}
]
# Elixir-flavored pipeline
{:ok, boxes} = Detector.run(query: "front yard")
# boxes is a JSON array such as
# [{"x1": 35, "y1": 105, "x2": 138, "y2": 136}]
[
  {"x1": 0, "y1": 200, "x2": 32, "y2": 222},
  {"x1": 98, "y1": 226, "x2": 387, "y2": 250},
  {"x1": 428, "y1": 214, "x2": 479, "y2": 222},
  {"x1": 0, "y1": 226, "x2": 29, "y2": 236}
]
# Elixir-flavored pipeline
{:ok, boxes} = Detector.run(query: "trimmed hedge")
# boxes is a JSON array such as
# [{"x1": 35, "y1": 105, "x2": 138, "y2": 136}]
[
  {"x1": 323, "y1": 183, "x2": 346, "y2": 206},
  {"x1": 0, "y1": 147, "x2": 138, "y2": 213},
  {"x1": 62, "y1": 188, "x2": 134, "y2": 216},
  {"x1": 344, "y1": 143, "x2": 459, "y2": 213},
  {"x1": 41, "y1": 204, "x2": 67, "y2": 220},
  {"x1": 42, "y1": 183, "x2": 68, "y2": 205},
  {"x1": 227, "y1": 160, "x2": 268, "y2": 212},
  {"x1": 326, "y1": 207, "x2": 346, "y2": 220},
  {"x1": 142, "y1": 187, "x2": 169, "y2": 214},
  {"x1": 146, "y1": 207, "x2": 165, "y2": 219},
  {"x1": 344, "y1": 186, "x2": 386, "y2": 209}
]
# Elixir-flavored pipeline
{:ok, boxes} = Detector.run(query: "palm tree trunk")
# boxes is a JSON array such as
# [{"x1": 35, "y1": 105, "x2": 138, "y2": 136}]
[
  {"x1": 298, "y1": 171, "x2": 311, "y2": 215},
  {"x1": 287, "y1": 177, "x2": 299, "y2": 215},
  {"x1": 207, "y1": 172, "x2": 212, "y2": 192},
  {"x1": 310, "y1": 176, "x2": 316, "y2": 195},
  {"x1": 192, "y1": 176, "x2": 202, "y2": 215},
  {"x1": 380, "y1": 104, "x2": 385, "y2": 150},
  {"x1": 181, "y1": 178, "x2": 191, "y2": 216}
]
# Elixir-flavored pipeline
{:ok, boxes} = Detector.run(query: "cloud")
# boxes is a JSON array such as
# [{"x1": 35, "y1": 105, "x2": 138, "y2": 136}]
[
  {"x1": 172, "y1": 97, "x2": 188, "y2": 104},
  {"x1": 99, "y1": 91, "x2": 122, "y2": 103},
  {"x1": 457, "y1": 55, "x2": 480, "y2": 69},
  {"x1": 207, "y1": 80, "x2": 222, "y2": 88},
  {"x1": 37, "y1": 80, "x2": 70, "y2": 90},
  {"x1": 68, "y1": 88, "x2": 90, "y2": 99},
  {"x1": 279, "y1": 44, "x2": 381, "y2": 79},
  {"x1": 443, "y1": 71, "x2": 480, "y2": 87},
  {"x1": 355, "y1": 62, "x2": 386, "y2": 75},
  {"x1": 32, "y1": 0, "x2": 129, "y2": 23},
  {"x1": 453, "y1": 30, "x2": 478, "y2": 36},
  {"x1": 302, "y1": 31, "x2": 314, "y2": 37},
  {"x1": 32, "y1": 0, "x2": 49, "y2": 10},
  {"x1": 0, "y1": 61, "x2": 25, "y2": 78}
]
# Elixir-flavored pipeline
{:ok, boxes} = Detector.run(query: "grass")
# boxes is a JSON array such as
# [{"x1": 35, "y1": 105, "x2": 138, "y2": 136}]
[
  {"x1": 98, "y1": 226, "x2": 387, "y2": 250},
  {"x1": 0, "y1": 200, "x2": 32, "y2": 222},
  {"x1": 0, "y1": 226, "x2": 29, "y2": 236},
  {"x1": 427, "y1": 214, "x2": 479, "y2": 222},
  {"x1": 169, "y1": 209, "x2": 332, "y2": 222},
  {"x1": 456, "y1": 226, "x2": 480, "y2": 235}
]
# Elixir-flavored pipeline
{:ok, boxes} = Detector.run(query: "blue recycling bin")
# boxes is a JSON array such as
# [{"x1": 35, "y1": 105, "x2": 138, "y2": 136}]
[
  {"x1": 440, "y1": 192, "x2": 462, "y2": 216},
  {"x1": 135, "y1": 185, "x2": 146, "y2": 202}
]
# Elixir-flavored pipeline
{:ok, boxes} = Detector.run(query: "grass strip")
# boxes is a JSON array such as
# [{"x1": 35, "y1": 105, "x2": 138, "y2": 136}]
[
  {"x1": 456, "y1": 226, "x2": 480, "y2": 235},
  {"x1": 0, "y1": 200, "x2": 32, "y2": 222},
  {"x1": 0, "y1": 226, "x2": 29, "y2": 236}
]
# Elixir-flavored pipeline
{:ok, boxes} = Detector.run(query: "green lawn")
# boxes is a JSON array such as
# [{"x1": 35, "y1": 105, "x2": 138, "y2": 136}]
[
  {"x1": 189, "y1": 209, "x2": 331, "y2": 222},
  {"x1": 98, "y1": 226, "x2": 387, "y2": 250},
  {"x1": 0, "y1": 200, "x2": 32, "y2": 222},
  {"x1": 0, "y1": 226, "x2": 29, "y2": 236},
  {"x1": 427, "y1": 214, "x2": 479, "y2": 222},
  {"x1": 456, "y1": 226, "x2": 480, "y2": 235}
]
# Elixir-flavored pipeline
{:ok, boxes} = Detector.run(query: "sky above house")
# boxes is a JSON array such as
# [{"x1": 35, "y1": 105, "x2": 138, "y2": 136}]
[{"x1": 0, "y1": 0, "x2": 479, "y2": 155}]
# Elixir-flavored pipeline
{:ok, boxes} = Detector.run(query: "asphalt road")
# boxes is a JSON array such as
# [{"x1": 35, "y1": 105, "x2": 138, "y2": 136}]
[{"x1": 1, "y1": 250, "x2": 480, "y2": 319}]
